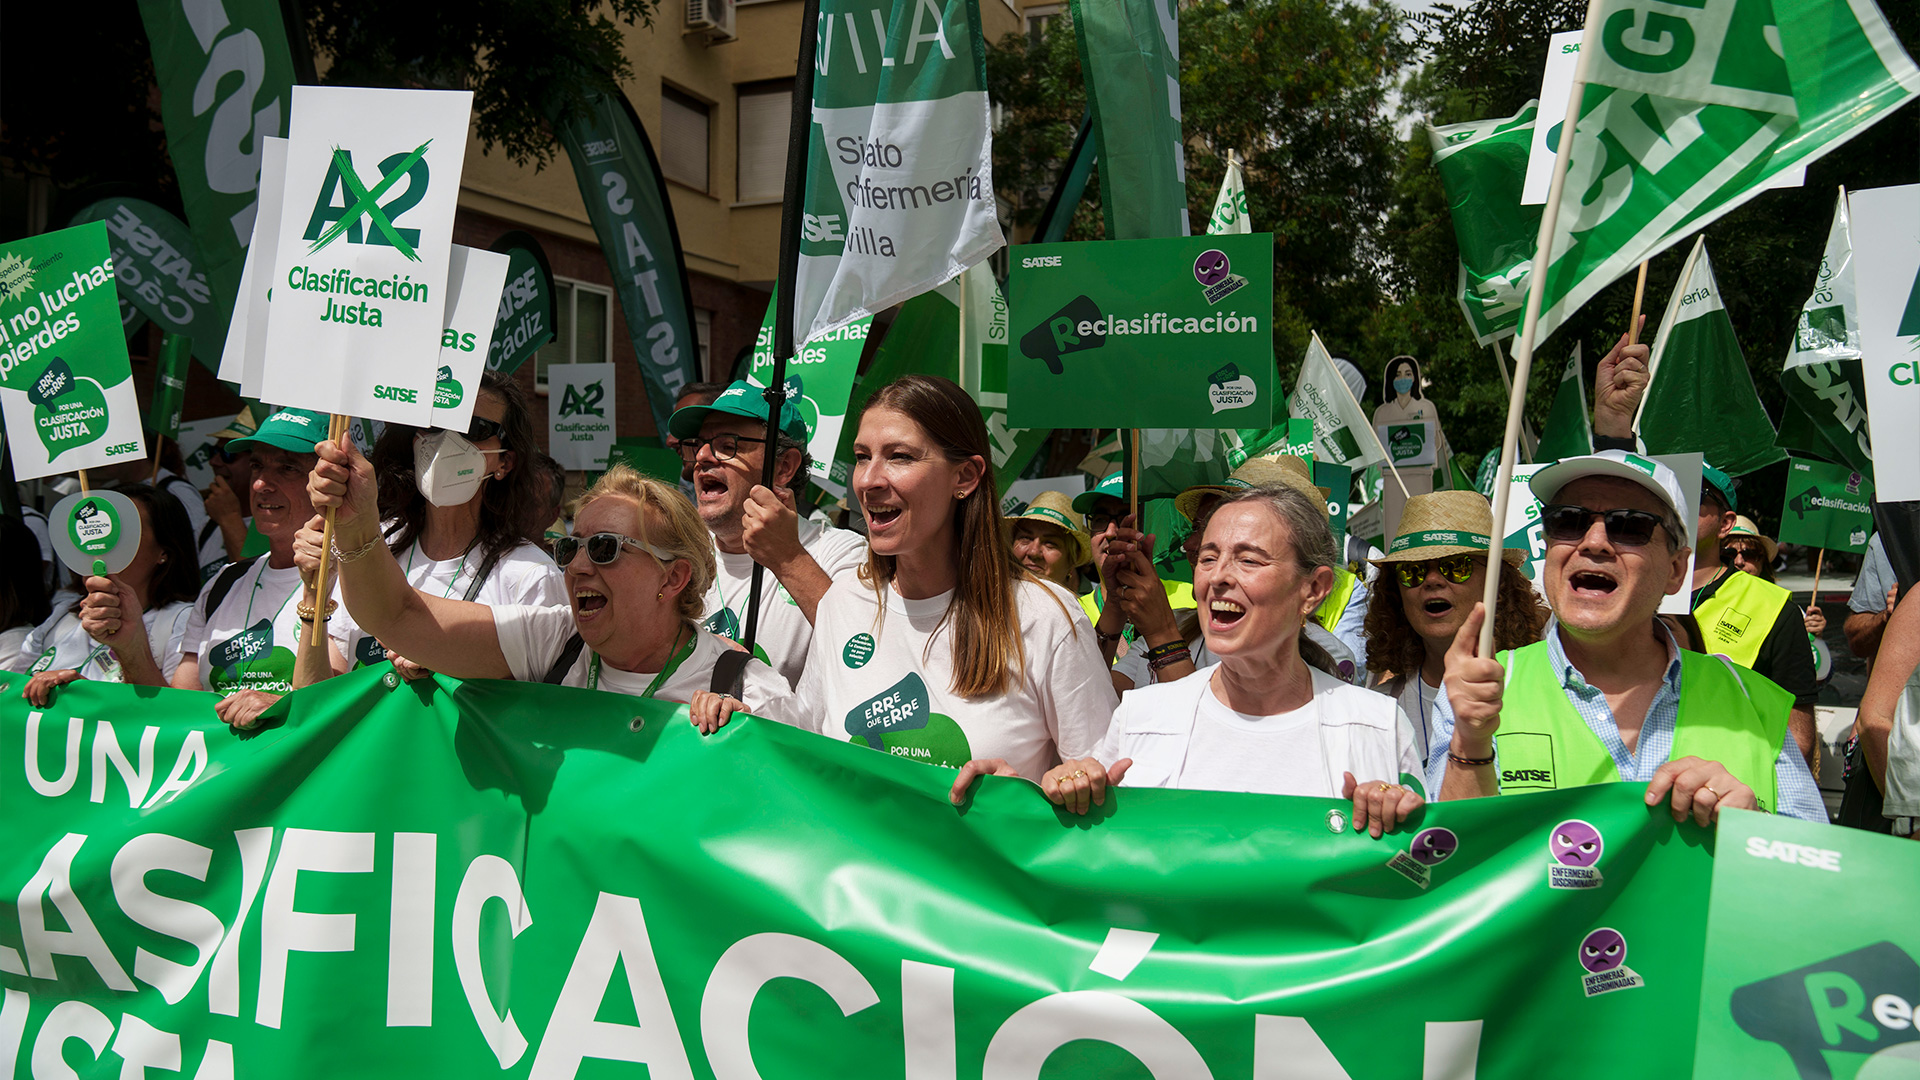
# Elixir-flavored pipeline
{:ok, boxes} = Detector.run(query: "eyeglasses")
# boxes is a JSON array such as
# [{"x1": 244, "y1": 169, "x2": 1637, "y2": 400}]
[
  {"x1": 426, "y1": 416, "x2": 507, "y2": 445},
  {"x1": 1723, "y1": 545, "x2": 1765, "y2": 565},
  {"x1": 676, "y1": 432, "x2": 768, "y2": 464},
  {"x1": 1393, "y1": 553, "x2": 1479, "y2": 590},
  {"x1": 1540, "y1": 504, "x2": 1668, "y2": 548},
  {"x1": 552, "y1": 532, "x2": 675, "y2": 567}
]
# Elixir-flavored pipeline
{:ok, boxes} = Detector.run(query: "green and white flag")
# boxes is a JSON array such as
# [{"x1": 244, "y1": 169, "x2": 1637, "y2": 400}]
[
  {"x1": 795, "y1": 0, "x2": 1004, "y2": 345},
  {"x1": 485, "y1": 231, "x2": 557, "y2": 378},
  {"x1": 0, "y1": 221, "x2": 149, "y2": 480},
  {"x1": 1288, "y1": 331, "x2": 1388, "y2": 471},
  {"x1": 1070, "y1": 0, "x2": 1185, "y2": 239},
  {"x1": 136, "y1": 0, "x2": 298, "y2": 364},
  {"x1": 1635, "y1": 239, "x2": 1785, "y2": 477},
  {"x1": 1534, "y1": 344, "x2": 1592, "y2": 461},
  {"x1": 148, "y1": 333, "x2": 192, "y2": 440},
  {"x1": 1426, "y1": 102, "x2": 1541, "y2": 346},
  {"x1": 747, "y1": 289, "x2": 870, "y2": 498},
  {"x1": 1205, "y1": 155, "x2": 1250, "y2": 235},
  {"x1": 68, "y1": 196, "x2": 217, "y2": 365},
  {"x1": 1778, "y1": 188, "x2": 1872, "y2": 474},
  {"x1": 1536, "y1": 0, "x2": 1920, "y2": 341}
]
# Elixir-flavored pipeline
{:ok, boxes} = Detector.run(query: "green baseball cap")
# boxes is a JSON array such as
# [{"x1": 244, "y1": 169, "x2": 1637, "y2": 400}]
[
  {"x1": 1071, "y1": 471, "x2": 1125, "y2": 515},
  {"x1": 668, "y1": 380, "x2": 809, "y2": 443},
  {"x1": 1701, "y1": 463, "x2": 1737, "y2": 512},
  {"x1": 227, "y1": 408, "x2": 329, "y2": 454}
]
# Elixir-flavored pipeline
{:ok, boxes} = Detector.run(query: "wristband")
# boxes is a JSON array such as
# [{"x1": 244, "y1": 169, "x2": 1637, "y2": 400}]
[
  {"x1": 1447, "y1": 749, "x2": 1497, "y2": 768},
  {"x1": 1145, "y1": 640, "x2": 1188, "y2": 664},
  {"x1": 1096, "y1": 627, "x2": 1123, "y2": 646}
]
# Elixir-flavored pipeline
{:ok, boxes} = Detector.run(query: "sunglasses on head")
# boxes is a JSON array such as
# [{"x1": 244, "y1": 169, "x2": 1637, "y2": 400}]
[
  {"x1": 426, "y1": 416, "x2": 507, "y2": 445},
  {"x1": 1393, "y1": 552, "x2": 1479, "y2": 590},
  {"x1": 552, "y1": 532, "x2": 675, "y2": 567},
  {"x1": 1540, "y1": 504, "x2": 1667, "y2": 548}
]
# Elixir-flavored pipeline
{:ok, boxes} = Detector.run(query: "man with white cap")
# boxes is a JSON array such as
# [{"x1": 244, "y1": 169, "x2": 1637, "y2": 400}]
[
  {"x1": 667, "y1": 380, "x2": 868, "y2": 688},
  {"x1": 1437, "y1": 450, "x2": 1825, "y2": 822}
]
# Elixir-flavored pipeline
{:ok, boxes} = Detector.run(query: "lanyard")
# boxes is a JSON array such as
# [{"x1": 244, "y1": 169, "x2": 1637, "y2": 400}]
[
  {"x1": 587, "y1": 628, "x2": 696, "y2": 698},
  {"x1": 233, "y1": 562, "x2": 301, "y2": 678}
]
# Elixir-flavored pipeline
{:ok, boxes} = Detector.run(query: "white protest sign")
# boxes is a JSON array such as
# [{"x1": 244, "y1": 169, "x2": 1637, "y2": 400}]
[
  {"x1": 219, "y1": 136, "x2": 288, "y2": 399},
  {"x1": 1521, "y1": 31, "x2": 1800, "y2": 205},
  {"x1": 548, "y1": 363, "x2": 615, "y2": 470},
  {"x1": 261, "y1": 86, "x2": 473, "y2": 425},
  {"x1": 1653, "y1": 452, "x2": 1702, "y2": 617},
  {"x1": 429, "y1": 246, "x2": 512, "y2": 432},
  {"x1": 1851, "y1": 184, "x2": 1920, "y2": 501}
]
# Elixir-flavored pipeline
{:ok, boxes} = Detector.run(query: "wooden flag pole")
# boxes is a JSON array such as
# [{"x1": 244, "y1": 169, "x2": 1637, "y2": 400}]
[
  {"x1": 307, "y1": 412, "x2": 347, "y2": 647},
  {"x1": 1129, "y1": 429, "x2": 1141, "y2": 523},
  {"x1": 78, "y1": 469, "x2": 90, "y2": 494},
  {"x1": 1627, "y1": 260, "x2": 1650, "y2": 346},
  {"x1": 149, "y1": 435, "x2": 166, "y2": 484},
  {"x1": 1478, "y1": 0, "x2": 1604, "y2": 658},
  {"x1": 1811, "y1": 548, "x2": 1825, "y2": 609}
]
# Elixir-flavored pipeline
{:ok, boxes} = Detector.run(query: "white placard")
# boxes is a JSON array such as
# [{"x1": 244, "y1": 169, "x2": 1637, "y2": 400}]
[
  {"x1": 1851, "y1": 184, "x2": 1920, "y2": 502},
  {"x1": 430, "y1": 246, "x2": 512, "y2": 433},
  {"x1": 219, "y1": 136, "x2": 289, "y2": 399},
  {"x1": 548, "y1": 363, "x2": 616, "y2": 471},
  {"x1": 261, "y1": 86, "x2": 474, "y2": 425}
]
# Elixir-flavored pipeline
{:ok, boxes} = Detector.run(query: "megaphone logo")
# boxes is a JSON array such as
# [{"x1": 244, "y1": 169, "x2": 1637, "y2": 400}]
[{"x1": 1019, "y1": 295, "x2": 1105, "y2": 375}]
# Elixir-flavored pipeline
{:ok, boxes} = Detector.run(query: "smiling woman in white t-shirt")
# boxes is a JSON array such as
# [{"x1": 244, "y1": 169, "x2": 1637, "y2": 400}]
[
  {"x1": 306, "y1": 444, "x2": 794, "y2": 718},
  {"x1": 691, "y1": 375, "x2": 1117, "y2": 788},
  {"x1": 1037, "y1": 484, "x2": 1427, "y2": 838}
]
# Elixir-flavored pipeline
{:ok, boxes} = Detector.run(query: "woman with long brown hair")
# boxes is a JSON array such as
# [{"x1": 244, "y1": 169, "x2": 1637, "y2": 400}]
[
  {"x1": 693, "y1": 375, "x2": 1116, "y2": 794},
  {"x1": 1361, "y1": 490, "x2": 1547, "y2": 777}
]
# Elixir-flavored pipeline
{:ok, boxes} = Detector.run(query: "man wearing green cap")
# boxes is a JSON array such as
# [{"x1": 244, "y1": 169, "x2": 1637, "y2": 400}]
[
  {"x1": 668, "y1": 381, "x2": 867, "y2": 687},
  {"x1": 84, "y1": 407, "x2": 342, "y2": 728}
]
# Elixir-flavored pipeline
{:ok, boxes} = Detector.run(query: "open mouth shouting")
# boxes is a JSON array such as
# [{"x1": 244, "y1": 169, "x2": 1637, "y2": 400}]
[
  {"x1": 1568, "y1": 568, "x2": 1619, "y2": 598},
  {"x1": 864, "y1": 503, "x2": 903, "y2": 536},
  {"x1": 574, "y1": 587, "x2": 609, "y2": 618},
  {"x1": 1422, "y1": 596, "x2": 1454, "y2": 617},
  {"x1": 694, "y1": 471, "x2": 731, "y2": 502},
  {"x1": 1207, "y1": 598, "x2": 1246, "y2": 632}
]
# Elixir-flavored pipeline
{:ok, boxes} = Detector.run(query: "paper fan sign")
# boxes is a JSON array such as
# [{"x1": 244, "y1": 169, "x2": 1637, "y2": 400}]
[
  {"x1": 0, "y1": 221, "x2": 149, "y2": 480},
  {"x1": 49, "y1": 489, "x2": 143, "y2": 577}
]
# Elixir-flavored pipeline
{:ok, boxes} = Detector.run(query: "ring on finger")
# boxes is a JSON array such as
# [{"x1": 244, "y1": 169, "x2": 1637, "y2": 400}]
[
  {"x1": 1702, "y1": 784, "x2": 1723, "y2": 800},
  {"x1": 1072, "y1": 770, "x2": 1087, "y2": 780}
]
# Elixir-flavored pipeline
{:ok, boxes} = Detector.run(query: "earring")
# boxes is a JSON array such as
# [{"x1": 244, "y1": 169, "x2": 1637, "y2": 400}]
[{"x1": 656, "y1": 590, "x2": 664, "y2": 601}]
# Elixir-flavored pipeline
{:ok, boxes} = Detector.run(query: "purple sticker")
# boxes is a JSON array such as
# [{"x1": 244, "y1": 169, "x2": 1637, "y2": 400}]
[
  {"x1": 1408, "y1": 827, "x2": 1458, "y2": 867},
  {"x1": 1550, "y1": 819, "x2": 1605, "y2": 868},
  {"x1": 1579, "y1": 928, "x2": 1626, "y2": 974},
  {"x1": 1193, "y1": 249, "x2": 1231, "y2": 287}
]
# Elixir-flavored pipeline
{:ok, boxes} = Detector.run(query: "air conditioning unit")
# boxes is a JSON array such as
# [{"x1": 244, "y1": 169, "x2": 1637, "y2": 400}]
[{"x1": 686, "y1": 0, "x2": 736, "y2": 43}]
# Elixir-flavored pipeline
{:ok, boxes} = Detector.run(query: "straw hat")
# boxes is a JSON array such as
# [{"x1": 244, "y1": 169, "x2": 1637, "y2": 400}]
[
  {"x1": 211, "y1": 405, "x2": 260, "y2": 440},
  {"x1": 1002, "y1": 491, "x2": 1093, "y2": 566},
  {"x1": 1371, "y1": 490, "x2": 1525, "y2": 565},
  {"x1": 1174, "y1": 454, "x2": 1330, "y2": 522},
  {"x1": 1725, "y1": 515, "x2": 1778, "y2": 565}
]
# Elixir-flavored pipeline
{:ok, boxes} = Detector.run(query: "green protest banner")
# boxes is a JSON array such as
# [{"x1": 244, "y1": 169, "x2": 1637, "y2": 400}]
[
  {"x1": 1289, "y1": 332, "x2": 1390, "y2": 472},
  {"x1": 485, "y1": 231, "x2": 557, "y2": 378},
  {"x1": 1007, "y1": 234, "x2": 1274, "y2": 429},
  {"x1": 0, "y1": 669, "x2": 1740, "y2": 1078},
  {"x1": 0, "y1": 220, "x2": 150, "y2": 481},
  {"x1": 1535, "y1": 346, "x2": 1593, "y2": 462},
  {"x1": 748, "y1": 289, "x2": 870, "y2": 498},
  {"x1": 1071, "y1": 0, "x2": 1186, "y2": 239},
  {"x1": 69, "y1": 197, "x2": 217, "y2": 366},
  {"x1": 1534, "y1": 0, "x2": 1919, "y2": 342},
  {"x1": 795, "y1": 0, "x2": 1004, "y2": 344},
  {"x1": 1425, "y1": 102, "x2": 1541, "y2": 346},
  {"x1": 148, "y1": 332, "x2": 192, "y2": 440},
  {"x1": 1694, "y1": 810, "x2": 1920, "y2": 1078},
  {"x1": 1778, "y1": 456, "x2": 1874, "y2": 553},
  {"x1": 135, "y1": 0, "x2": 298, "y2": 365},
  {"x1": 557, "y1": 87, "x2": 699, "y2": 439}
]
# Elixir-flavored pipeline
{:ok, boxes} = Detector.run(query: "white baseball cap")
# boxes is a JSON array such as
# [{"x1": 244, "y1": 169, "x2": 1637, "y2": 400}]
[{"x1": 1529, "y1": 450, "x2": 1688, "y2": 529}]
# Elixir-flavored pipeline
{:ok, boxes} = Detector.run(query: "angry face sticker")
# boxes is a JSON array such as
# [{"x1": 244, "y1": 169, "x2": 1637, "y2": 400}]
[
  {"x1": 1577, "y1": 927, "x2": 1645, "y2": 997},
  {"x1": 1547, "y1": 819, "x2": 1606, "y2": 889},
  {"x1": 1409, "y1": 827, "x2": 1458, "y2": 866},
  {"x1": 1193, "y1": 249, "x2": 1231, "y2": 287}
]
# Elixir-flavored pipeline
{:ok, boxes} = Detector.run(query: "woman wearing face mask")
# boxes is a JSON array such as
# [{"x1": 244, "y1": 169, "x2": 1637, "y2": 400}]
[
  {"x1": 303, "y1": 439, "x2": 799, "y2": 718},
  {"x1": 1361, "y1": 490, "x2": 1546, "y2": 774},
  {"x1": 19, "y1": 482, "x2": 203, "y2": 705},
  {"x1": 299, "y1": 371, "x2": 565, "y2": 683},
  {"x1": 693, "y1": 375, "x2": 1118, "y2": 794},
  {"x1": 1033, "y1": 486, "x2": 1427, "y2": 837}
]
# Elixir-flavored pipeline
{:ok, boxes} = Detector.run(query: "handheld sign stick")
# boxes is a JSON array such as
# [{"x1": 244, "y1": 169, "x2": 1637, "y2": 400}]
[
  {"x1": 1479, "y1": 0, "x2": 1603, "y2": 659},
  {"x1": 308, "y1": 412, "x2": 348, "y2": 646},
  {"x1": 79, "y1": 468, "x2": 91, "y2": 494},
  {"x1": 1811, "y1": 549, "x2": 1825, "y2": 608},
  {"x1": 50, "y1": 488, "x2": 142, "y2": 579},
  {"x1": 1627, "y1": 261, "x2": 1650, "y2": 347}
]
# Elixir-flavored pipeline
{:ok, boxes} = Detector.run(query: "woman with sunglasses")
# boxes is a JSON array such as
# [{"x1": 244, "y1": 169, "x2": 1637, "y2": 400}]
[
  {"x1": 297, "y1": 372, "x2": 565, "y2": 683},
  {"x1": 304, "y1": 440, "x2": 797, "y2": 716},
  {"x1": 1361, "y1": 491, "x2": 1546, "y2": 764}
]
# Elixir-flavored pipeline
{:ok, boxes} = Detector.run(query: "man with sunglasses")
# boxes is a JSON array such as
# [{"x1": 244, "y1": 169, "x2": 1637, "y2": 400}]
[
  {"x1": 667, "y1": 381, "x2": 868, "y2": 688},
  {"x1": 1685, "y1": 466, "x2": 1820, "y2": 768},
  {"x1": 1438, "y1": 450, "x2": 1826, "y2": 823}
]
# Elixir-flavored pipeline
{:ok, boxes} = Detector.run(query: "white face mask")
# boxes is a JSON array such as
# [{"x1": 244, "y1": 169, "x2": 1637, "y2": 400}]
[{"x1": 414, "y1": 430, "x2": 500, "y2": 507}]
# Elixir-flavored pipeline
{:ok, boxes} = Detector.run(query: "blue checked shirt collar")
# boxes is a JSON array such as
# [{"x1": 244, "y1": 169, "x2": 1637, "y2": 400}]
[{"x1": 1542, "y1": 616, "x2": 1682, "y2": 781}]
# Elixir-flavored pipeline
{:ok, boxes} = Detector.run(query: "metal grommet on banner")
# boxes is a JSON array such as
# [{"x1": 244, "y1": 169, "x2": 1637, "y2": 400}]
[
  {"x1": 629, "y1": 716, "x2": 646, "y2": 732},
  {"x1": 383, "y1": 672, "x2": 399, "y2": 689},
  {"x1": 1326, "y1": 808, "x2": 1348, "y2": 834}
]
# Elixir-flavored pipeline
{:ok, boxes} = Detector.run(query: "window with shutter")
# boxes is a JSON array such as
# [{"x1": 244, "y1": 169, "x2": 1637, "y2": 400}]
[
  {"x1": 736, "y1": 82, "x2": 793, "y2": 204},
  {"x1": 661, "y1": 86, "x2": 711, "y2": 192}
]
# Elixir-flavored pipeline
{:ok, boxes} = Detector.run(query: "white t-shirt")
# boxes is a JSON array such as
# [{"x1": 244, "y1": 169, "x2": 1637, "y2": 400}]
[
  {"x1": 332, "y1": 535, "x2": 565, "y2": 668},
  {"x1": 489, "y1": 604, "x2": 800, "y2": 724},
  {"x1": 702, "y1": 518, "x2": 868, "y2": 688},
  {"x1": 795, "y1": 575, "x2": 1118, "y2": 780},
  {"x1": 1098, "y1": 667, "x2": 1422, "y2": 797},
  {"x1": 13, "y1": 602, "x2": 193, "y2": 682},
  {"x1": 183, "y1": 559, "x2": 308, "y2": 696}
]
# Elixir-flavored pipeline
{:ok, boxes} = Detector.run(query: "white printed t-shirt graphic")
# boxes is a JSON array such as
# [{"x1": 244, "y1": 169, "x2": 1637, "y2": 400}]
[
  {"x1": 703, "y1": 517, "x2": 868, "y2": 687},
  {"x1": 14, "y1": 604, "x2": 193, "y2": 682},
  {"x1": 183, "y1": 561, "x2": 309, "y2": 696},
  {"x1": 796, "y1": 573, "x2": 1117, "y2": 780}
]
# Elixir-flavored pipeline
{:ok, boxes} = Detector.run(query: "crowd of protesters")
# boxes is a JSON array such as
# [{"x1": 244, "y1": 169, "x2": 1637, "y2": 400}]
[{"x1": 17, "y1": 330, "x2": 1920, "y2": 836}]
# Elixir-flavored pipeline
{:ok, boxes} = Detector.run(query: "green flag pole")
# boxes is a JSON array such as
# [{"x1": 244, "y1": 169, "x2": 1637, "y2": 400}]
[{"x1": 1478, "y1": 0, "x2": 1602, "y2": 658}]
